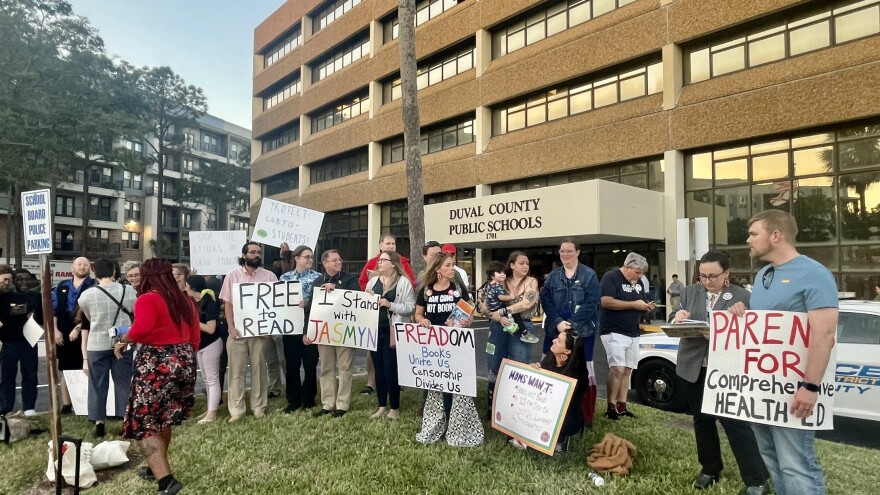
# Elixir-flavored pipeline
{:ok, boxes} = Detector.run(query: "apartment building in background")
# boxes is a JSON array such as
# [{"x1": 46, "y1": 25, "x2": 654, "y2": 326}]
[{"x1": 250, "y1": 0, "x2": 880, "y2": 298}]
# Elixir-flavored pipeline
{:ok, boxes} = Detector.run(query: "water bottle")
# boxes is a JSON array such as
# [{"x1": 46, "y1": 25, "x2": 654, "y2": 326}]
[{"x1": 588, "y1": 471, "x2": 605, "y2": 487}]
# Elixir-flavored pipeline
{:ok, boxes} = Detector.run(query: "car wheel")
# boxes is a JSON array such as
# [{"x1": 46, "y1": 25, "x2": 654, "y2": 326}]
[{"x1": 635, "y1": 358, "x2": 686, "y2": 411}]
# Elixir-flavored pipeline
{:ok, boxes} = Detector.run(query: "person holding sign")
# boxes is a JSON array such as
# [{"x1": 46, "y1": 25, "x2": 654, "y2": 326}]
[
  {"x1": 414, "y1": 252, "x2": 483, "y2": 447},
  {"x1": 279, "y1": 245, "x2": 322, "y2": 413},
  {"x1": 0, "y1": 265, "x2": 44, "y2": 418},
  {"x1": 366, "y1": 251, "x2": 415, "y2": 420},
  {"x1": 185, "y1": 276, "x2": 222, "y2": 424},
  {"x1": 220, "y1": 242, "x2": 278, "y2": 422},
  {"x1": 310, "y1": 249, "x2": 360, "y2": 418},
  {"x1": 733, "y1": 210, "x2": 839, "y2": 495},
  {"x1": 669, "y1": 250, "x2": 769, "y2": 493}
]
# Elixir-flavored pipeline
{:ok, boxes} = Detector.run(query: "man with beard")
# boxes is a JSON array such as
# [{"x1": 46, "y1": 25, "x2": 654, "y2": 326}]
[
  {"x1": 220, "y1": 242, "x2": 278, "y2": 422},
  {"x1": 0, "y1": 264, "x2": 44, "y2": 417},
  {"x1": 52, "y1": 257, "x2": 95, "y2": 414}
]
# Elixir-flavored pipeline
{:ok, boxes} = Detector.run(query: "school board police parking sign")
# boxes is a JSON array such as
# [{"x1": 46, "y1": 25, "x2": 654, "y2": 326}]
[{"x1": 21, "y1": 189, "x2": 52, "y2": 255}]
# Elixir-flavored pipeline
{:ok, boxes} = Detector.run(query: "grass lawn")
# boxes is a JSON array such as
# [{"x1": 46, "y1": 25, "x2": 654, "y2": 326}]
[{"x1": 3, "y1": 379, "x2": 878, "y2": 495}]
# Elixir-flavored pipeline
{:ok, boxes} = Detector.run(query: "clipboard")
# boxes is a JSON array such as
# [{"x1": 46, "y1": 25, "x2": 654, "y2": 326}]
[{"x1": 660, "y1": 323, "x2": 709, "y2": 339}]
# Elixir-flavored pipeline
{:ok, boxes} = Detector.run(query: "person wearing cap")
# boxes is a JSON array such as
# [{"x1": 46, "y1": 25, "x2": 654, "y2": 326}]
[
  {"x1": 441, "y1": 244, "x2": 470, "y2": 295},
  {"x1": 599, "y1": 252, "x2": 655, "y2": 420}
]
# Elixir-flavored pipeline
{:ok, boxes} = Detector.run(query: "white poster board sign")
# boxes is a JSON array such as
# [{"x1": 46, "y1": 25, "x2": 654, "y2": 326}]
[
  {"x1": 232, "y1": 281, "x2": 304, "y2": 337},
  {"x1": 252, "y1": 198, "x2": 324, "y2": 250},
  {"x1": 393, "y1": 322, "x2": 477, "y2": 397},
  {"x1": 21, "y1": 189, "x2": 52, "y2": 255},
  {"x1": 491, "y1": 359, "x2": 577, "y2": 456},
  {"x1": 307, "y1": 288, "x2": 380, "y2": 351},
  {"x1": 63, "y1": 370, "x2": 114, "y2": 417},
  {"x1": 189, "y1": 230, "x2": 247, "y2": 275},
  {"x1": 702, "y1": 310, "x2": 836, "y2": 430}
]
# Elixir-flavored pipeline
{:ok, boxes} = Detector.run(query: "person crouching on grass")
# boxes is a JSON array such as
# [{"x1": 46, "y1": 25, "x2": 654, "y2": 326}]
[{"x1": 113, "y1": 259, "x2": 200, "y2": 495}]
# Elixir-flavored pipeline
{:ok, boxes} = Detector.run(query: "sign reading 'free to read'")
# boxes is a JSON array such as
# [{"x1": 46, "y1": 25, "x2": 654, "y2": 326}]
[{"x1": 21, "y1": 189, "x2": 52, "y2": 255}]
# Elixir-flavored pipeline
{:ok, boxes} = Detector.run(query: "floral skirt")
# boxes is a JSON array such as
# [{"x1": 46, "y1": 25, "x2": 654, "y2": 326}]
[{"x1": 122, "y1": 342, "x2": 196, "y2": 441}]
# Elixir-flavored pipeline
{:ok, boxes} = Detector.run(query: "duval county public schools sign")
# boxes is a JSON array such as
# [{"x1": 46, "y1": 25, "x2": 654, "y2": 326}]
[{"x1": 21, "y1": 189, "x2": 52, "y2": 255}]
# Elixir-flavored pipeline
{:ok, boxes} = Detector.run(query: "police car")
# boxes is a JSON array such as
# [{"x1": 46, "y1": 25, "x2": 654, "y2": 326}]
[{"x1": 634, "y1": 300, "x2": 880, "y2": 422}]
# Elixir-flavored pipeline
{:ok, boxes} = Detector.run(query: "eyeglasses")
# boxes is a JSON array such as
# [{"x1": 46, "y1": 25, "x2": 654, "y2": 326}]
[
  {"x1": 762, "y1": 266, "x2": 775, "y2": 289},
  {"x1": 377, "y1": 258, "x2": 391, "y2": 263},
  {"x1": 698, "y1": 272, "x2": 725, "y2": 282},
  {"x1": 327, "y1": 258, "x2": 343, "y2": 263},
  {"x1": 298, "y1": 255, "x2": 313, "y2": 260}
]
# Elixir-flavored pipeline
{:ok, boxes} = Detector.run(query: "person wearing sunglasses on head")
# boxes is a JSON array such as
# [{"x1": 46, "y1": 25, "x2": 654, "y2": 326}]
[{"x1": 670, "y1": 250, "x2": 769, "y2": 495}]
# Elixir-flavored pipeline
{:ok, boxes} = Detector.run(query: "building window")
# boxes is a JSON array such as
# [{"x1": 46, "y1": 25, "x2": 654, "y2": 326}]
[
  {"x1": 264, "y1": 169, "x2": 300, "y2": 196},
  {"x1": 686, "y1": 0, "x2": 880, "y2": 83},
  {"x1": 492, "y1": 59, "x2": 662, "y2": 135},
  {"x1": 310, "y1": 91, "x2": 369, "y2": 134},
  {"x1": 208, "y1": 213, "x2": 217, "y2": 229},
  {"x1": 122, "y1": 232, "x2": 140, "y2": 250},
  {"x1": 425, "y1": 188, "x2": 476, "y2": 205},
  {"x1": 185, "y1": 133, "x2": 196, "y2": 148},
  {"x1": 183, "y1": 159, "x2": 194, "y2": 173},
  {"x1": 89, "y1": 197, "x2": 113, "y2": 221},
  {"x1": 55, "y1": 230, "x2": 75, "y2": 251},
  {"x1": 263, "y1": 75, "x2": 301, "y2": 111},
  {"x1": 492, "y1": 0, "x2": 637, "y2": 58},
  {"x1": 182, "y1": 212, "x2": 193, "y2": 229},
  {"x1": 492, "y1": 158, "x2": 665, "y2": 194},
  {"x1": 89, "y1": 166, "x2": 114, "y2": 188},
  {"x1": 310, "y1": 149, "x2": 369, "y2": 184},
  {"x1": 311, "y1": 33, "x2": 370, "y2": 84},
  {"x1": 262, "y1": 122, "x2": 300, "y2": 153},
  {"x1": 382, "y1": 115, "x2": 475, "y2": 164},
  {"x1": 202, "y1": 133, "x2": 220, "y2": 154},
  {"x1": 124, "y1": 139, "x2": 143, "y2": 153},
  {"x1": 125, "y1": 201, "x2": 141, "y2": 220},
  {"x1": 383, "y1": 44, "x2": 475, "y2": 103},
  {"x1": 123, "y1": 171, "x2": 142, "y2": 189},
  {"x1": 263, "y1": 25, "x2": 302, "y2": 68},
  {"x1": 230, "y1": 142, "x2": 240, "y2": 160},
  {"x1": 383, "y1": 0, "x2": 464, "y2": 43},
  {"x1": 315, "y1": 207, "x2": 368, "y2": 274},
  {"x1": 684, "y1": 120, "x2": 880, "y2": 297},
  {"x1": 312, "y1": 0, "x2": 363, "y2": 33},
  {"x1": 88, "y1": 228, "x2": 110, "y2": 241},
  {"x1": 55, "y1": 196, "x2": 81, "y2": 217}
]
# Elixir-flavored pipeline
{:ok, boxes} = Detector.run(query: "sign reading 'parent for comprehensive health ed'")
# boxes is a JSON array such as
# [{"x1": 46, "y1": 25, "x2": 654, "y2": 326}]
[
  {"x1": 21, "y1": 189, "x2": 52, "y2": 255},
  {"x1": 307, "y1": 288, "x2": 380, "y2": 351},
  {"x1": 252, "y1": 198, "x2": 324, "y2": 251},
  {"x1": 189, "y1": 230, "x2": 247, "y2": 275},
  {"x1": 492, "y1": 359, "x2": 577, "y2": 456},
  {"x1": 702, "y1": 310, "x2": 836, "y2": 430},
  {"x1": 393, "y1": 322, "x2": 477, "y2": 397},
  {"x1": 232, "y1": 281, "x2": 304, "y2": 337}
]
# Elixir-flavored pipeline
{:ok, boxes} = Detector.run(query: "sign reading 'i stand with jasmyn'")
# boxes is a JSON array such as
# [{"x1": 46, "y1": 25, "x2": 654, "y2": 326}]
[{"x1": 21, "y1": 189, "x2": 52, "y2": 255}]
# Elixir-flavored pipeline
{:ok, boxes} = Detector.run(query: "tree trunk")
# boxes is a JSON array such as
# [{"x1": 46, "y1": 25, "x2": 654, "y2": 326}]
[
  {"x1": 398, "y1": 0, "x2": 425, "y2": 275},
  {"x1": 80, "y1": 152, "x2": 92, "y2": 258},
  {"x1": 156, "y1": 142, "x2": 166, "y2": 240},
  {"x1": 11, "y1": 183, "x2": 22, "y2": 268}
]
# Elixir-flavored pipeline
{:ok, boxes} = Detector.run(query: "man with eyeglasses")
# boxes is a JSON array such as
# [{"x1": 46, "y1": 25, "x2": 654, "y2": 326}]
[
  {"x1": 599, "y1": 252, "x2": 655, "y2": 420},
  {"x1": 310, "y1": 249, "x2": 361, "y2": 418},
  {"x1": 220, "y1": 241, "x2": 278, "y2": 422},
  {"x1": 731, "y1": 209, "x2": 838, "y2": 495}
]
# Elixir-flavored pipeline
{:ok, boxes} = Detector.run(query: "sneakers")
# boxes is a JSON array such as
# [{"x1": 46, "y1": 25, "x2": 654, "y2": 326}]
[
  {"x1": 95, "y1": 422, "x2": 106, "y2": 437},
  {"x1": 519, "y1": 333, "x2": 539, "y2": 344},
  {"x1": 508, "y1": 438, "x2": 528, "y2": 450},
  {"x1": 23, "y1": 409, "x2": 37, "y2": 418},
  {"x1": 604, "y1": 409, "x2": 619, "y2": 421},
  {"x1": 618, "y1": 410, "x2": 636, "y2": 419}
]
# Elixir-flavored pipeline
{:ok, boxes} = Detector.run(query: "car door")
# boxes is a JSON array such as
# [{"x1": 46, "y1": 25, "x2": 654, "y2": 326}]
[{"x1": 834, "y1": 308, "x2": 880, "y2": 421}]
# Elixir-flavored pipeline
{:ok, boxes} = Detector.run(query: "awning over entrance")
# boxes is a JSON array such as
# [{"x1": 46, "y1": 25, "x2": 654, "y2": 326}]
[{"x1": 425, "y1": 180, "x2": 665, "y2": 249}]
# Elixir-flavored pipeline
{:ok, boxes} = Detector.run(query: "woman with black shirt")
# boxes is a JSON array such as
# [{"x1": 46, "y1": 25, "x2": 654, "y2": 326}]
[
  {"x1": 414, "y1": 252, "x2": 483, "y2": 447},
  {"x1": 185, "y1": 275, "x2": 221, "y2": 424},
  {"x1": 531, "y1": 329, "x2": 587, "y2": 453}
]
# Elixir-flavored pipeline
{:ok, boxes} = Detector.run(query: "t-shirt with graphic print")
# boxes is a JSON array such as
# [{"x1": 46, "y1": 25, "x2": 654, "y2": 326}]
[
  {"x1": 599, "y1": 268, "x2": 647, "y2": 338},
  {"x1": 416, "y1": 282, "x2": 464, "y2": 326}
]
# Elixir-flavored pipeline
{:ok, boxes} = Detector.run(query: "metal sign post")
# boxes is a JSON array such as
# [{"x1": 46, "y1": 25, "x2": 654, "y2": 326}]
[{"x1": 676, "y1": 217, "x2": 709, "y2": 283}]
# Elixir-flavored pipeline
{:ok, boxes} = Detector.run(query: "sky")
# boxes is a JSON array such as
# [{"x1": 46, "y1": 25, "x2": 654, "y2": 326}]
[{"x1": 69, "y1": 0, "x2": 283, "y2": 130}]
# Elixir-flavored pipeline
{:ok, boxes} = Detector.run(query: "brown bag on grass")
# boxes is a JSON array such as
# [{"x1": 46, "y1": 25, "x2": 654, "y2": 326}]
[{"x1": 586, "y1": 432, "x2": 637, "y2": 475}]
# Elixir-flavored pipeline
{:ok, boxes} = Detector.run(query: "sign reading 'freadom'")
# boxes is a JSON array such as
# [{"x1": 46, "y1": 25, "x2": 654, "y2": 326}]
[
  {"x1": 21, "y1": 189, "x2": 52, "y2": 255},
  {"x1": 252, "y1": 198, "x2": 324, "y2": 251},
  {"x1": 232, "y1": 281, "x2": 304, "y2": 337},
  {"x1": 307, "y1": 288, "x2": 380, "y2": 351},
  {"x1": 702, "y1": 310, "x2": 836, "y2": 430},
  {"x1": 189, "y1": 230, "x2": 247, "y2": 275},
  {"x1": 393, "y1": 322, "x2": 477, "y2": 397}
]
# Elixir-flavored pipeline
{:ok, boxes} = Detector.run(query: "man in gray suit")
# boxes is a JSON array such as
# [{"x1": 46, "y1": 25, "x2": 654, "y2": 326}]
[{"x1": 670, "y1": 250, "x2": 769, "y2": 495}]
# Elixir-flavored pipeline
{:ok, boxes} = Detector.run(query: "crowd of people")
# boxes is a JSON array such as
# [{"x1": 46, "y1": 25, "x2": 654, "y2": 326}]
[{"x1": 0, "y1": 210, "x2": 838, "y2": 495}]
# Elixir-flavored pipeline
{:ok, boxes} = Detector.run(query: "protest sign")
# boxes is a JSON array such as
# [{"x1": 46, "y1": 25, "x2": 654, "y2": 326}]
[
  {"x1": 393, "y1": 322, "x2": 477, "y2": 397},
  {"x1": 252, "y1": 198, "x2": 324, "y2": 250},
  {"x1": 491, "y1": 359, "x2": 577, "y2": 455},
  {"x1": 232, "y1": 281, "x2": 304, "y2": 337},
  {"x1": 189, "y1": 230, "x2": 247, "y2": 275},
  {"x1": 63, "y1": 370, "x2": 114, "y2": 417},
  {"x1": 702, "y1": 310, "x2": 836, "y2": 429},
  {"x1": 307, "y1": 288, "x2": 380, "y2": 351}
]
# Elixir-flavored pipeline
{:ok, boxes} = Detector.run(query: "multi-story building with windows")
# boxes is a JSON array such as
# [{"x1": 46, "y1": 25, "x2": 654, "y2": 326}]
[{"x1": 251, "y1": 0, "x2": 880, "y2": 298}]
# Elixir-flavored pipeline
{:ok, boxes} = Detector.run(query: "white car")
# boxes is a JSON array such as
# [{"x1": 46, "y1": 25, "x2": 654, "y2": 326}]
[{"x1": 635, "y1": 300, "x2": 880, "y2": 422}]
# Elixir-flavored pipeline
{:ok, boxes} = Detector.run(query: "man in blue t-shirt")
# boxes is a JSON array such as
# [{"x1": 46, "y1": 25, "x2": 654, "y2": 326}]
[
  {"x1": 599, "y1": 252, "x2": 654, "y2": 420},
  {"x1": 731, "y1": 210, "x2": 838, "y2": 495}
]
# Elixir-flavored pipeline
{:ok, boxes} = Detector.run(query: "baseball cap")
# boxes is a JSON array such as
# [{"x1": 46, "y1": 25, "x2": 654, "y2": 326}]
[{"x1": 441, "y1": 243, "x2": 457, "y2": 254}]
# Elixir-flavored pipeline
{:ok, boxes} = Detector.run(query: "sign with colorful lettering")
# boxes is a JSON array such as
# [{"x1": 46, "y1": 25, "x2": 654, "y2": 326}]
[
  {"x1": 307, "y1": 288, "x2": 380, "y2": 351},
  {"x1": 232, "y1": 281, "x2": 304, "y2": 337},
  {"x1": 252, "y1": 198, "x2": 324, "y2": 251},
  {"x1": 189, "y1": 230, "x2": 247, "y2": 275},
  {"x1": 21, "y1": 189, "x2": 52, "y2": 255},
  {"x1": 491, "y1": 359, "x2": 577, "y2": 455},
  {"x1": 702, "y1": 310, "x2": 836, "y2": 429},
  {"x1": 393, "y1": 322, "x2": 477, "y2": 397}
]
